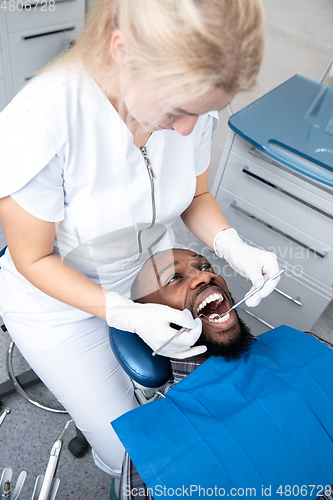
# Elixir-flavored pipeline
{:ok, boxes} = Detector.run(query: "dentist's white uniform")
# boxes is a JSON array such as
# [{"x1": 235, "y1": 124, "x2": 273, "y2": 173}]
[{"x1": 0, "y1": 69, "x2": 218, "y2": 475}]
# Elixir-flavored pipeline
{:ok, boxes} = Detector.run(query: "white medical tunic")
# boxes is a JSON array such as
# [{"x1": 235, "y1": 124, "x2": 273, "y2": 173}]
[
  {"x1": 0, "y1": 68, "x2": 218, "y2": 474},
  {"x1": 0, "y1": 69, "x2": 218, "y2": 319}
]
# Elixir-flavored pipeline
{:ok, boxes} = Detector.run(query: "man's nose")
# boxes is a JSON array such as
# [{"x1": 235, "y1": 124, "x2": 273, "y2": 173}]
[
  {"x1": 188, "y1": 269, "x2": 212, "y2": 289},
  {"x1": 172, "y1": 115, "x2": 199, "y2": 136}
]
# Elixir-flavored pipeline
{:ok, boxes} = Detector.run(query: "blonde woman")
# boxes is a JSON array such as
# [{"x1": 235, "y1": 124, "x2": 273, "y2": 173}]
[{"x1": 0, "y1": 0, "x2": 279, "y2": 476}]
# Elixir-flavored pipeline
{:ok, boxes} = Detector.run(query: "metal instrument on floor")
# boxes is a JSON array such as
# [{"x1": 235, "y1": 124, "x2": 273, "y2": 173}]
[
  {"x1": 0, "y1": 406, "x2": 10, "y2": 428},
  {"x1": 33, "y1": 419, "x2": 73, "y2": 500},
  {"x1": 0, "y1": 469, "x2": 27, "y2": 500}
]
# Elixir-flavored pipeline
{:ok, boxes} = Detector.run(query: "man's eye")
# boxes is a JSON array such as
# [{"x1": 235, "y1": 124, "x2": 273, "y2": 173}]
[
  {"x1": 199, "y1": 263, "x2": 212, "y2": 272},
  {"x1": 165, "y1": 275, "x2": 180, "y2": 286}
]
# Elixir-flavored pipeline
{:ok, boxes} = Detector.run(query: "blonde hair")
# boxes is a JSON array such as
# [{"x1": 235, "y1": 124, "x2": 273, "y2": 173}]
[{"x1": 47, "y1": 0, "x2": 265, "y2": 103}]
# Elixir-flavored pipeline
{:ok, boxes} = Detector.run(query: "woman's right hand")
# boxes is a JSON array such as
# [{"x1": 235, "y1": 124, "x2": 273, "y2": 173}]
[{"x1": 106, "y1": 292, "x2": 206, "y2": 359}]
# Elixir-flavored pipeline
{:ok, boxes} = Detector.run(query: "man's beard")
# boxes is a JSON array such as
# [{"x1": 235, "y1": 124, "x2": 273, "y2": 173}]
[{"x1": 200, "y1": 313, "x2": 254, "y2": 361}]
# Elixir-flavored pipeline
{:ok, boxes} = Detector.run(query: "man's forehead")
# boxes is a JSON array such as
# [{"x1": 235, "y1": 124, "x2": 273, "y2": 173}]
[
  {"x1": 142, "y1": 249, "x2": 200, "y2": 276},
  {"x1": 137, "y1": 249, "x2": 201, "y2": 296}
]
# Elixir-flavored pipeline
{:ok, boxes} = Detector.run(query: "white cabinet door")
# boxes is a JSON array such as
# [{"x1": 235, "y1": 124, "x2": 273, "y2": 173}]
[{"x1": 8, "y1": 22, "x2": 81, "y2": 77}]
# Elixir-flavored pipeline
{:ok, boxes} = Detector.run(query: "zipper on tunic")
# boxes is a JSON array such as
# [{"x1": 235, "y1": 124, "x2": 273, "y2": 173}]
[
  {"x1": 134, "y1": 145, "x2": 157, "y2": 261},
  {"x1": 140, "y1": 145, "x2": 155, "y2": 180}
]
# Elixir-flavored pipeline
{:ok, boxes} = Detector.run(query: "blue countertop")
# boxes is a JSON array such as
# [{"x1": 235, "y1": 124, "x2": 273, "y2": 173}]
[{"x1": 229, "y1": 75, "x2": 333, "y2": 187}]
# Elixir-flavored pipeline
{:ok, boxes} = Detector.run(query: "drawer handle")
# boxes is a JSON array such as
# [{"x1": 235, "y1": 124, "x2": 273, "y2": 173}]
[
  {"x1": 239, "y1": 308, "x2": 274, "y2": 329},
  {"x1": 23, "y1": 26, "x2": 75, "y2": 40},
  {"x1": 274, "y1": 288, "x2": 302, "y2": 306},
  {"x1": 242, "y1": 168, "x2": 333, "y2": 220},
  {"x1": 231, "y1": 201, "x2": 328, "y2": 259}
]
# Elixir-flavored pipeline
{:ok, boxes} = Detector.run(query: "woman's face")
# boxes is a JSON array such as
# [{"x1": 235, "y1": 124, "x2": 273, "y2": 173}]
[
  {"x1": 110, "y1": 31, "x2": 233, "y2": 135},
  {"x1": 121, "y1": 79, "x2": 233, "y2": 136}
]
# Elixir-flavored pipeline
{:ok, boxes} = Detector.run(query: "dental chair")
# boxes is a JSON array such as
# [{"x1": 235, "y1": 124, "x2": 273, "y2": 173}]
[
  {"x1": 0, "y1": 246, "x2": 89, "y2": 457},
  {"x1": 109, "y1": 327, "x2": 172, "y2": 405}
]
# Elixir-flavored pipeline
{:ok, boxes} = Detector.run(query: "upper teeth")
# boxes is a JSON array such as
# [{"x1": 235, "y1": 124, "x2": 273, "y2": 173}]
[{"x1": 197, "y1": 293, "x2": 223, "y2": 314}]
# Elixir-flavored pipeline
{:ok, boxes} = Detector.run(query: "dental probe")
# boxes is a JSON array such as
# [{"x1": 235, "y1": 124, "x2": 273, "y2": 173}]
[
  {"x1": 152, "y1": 325, "x2": 188, "y2": 357},
  {"x1": 37, "y1": 419, "x2": 73, "y2": 500},
  {"x1": 199, "y1": 269, "x2": 285, "y2": 321}
]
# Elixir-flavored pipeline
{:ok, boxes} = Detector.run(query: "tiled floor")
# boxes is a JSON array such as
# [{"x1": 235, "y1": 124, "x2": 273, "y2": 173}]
[{"x1": 1, "y1": 1, "x2": 333, "y2": 498}]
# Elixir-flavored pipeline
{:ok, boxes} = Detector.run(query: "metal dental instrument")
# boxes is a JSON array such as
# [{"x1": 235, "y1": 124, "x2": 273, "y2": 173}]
[
  {"x1": 1, "y1": 481, "x2": 10, "y2": 499},
  {"x1": 199, "y1": 269, "x2": 285, "y2": 321},
  {"x1": 0, "y1": 469, "x2": 27, "y2": 500},
  {"x1": 37, "y1": 419, "x2": 73, "y2": 500},
  {"x1": 152, "y1": 325, "x2": 188, "y2": 357},
  {"x1": 0, "y1": 406, "x2": 10, "y2": 428}
]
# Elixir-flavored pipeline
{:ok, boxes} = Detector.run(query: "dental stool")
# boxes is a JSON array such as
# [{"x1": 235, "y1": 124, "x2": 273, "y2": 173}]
[
  {"x1": 0, "y1": 246, "x2": 89, "y2": 457},
  {"x1": 109, "y1": 327, "x2": 172, "y2": 405}
]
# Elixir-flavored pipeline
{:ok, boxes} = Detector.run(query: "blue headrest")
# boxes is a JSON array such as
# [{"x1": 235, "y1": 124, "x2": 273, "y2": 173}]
[{"x1": 109, "y1": 327, "x2": 172, "y2": 388}]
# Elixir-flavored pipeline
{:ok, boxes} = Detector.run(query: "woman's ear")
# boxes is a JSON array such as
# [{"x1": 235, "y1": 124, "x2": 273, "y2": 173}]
[{"x1": 110, "y1": 29, "x2": 126, "y2": 66}]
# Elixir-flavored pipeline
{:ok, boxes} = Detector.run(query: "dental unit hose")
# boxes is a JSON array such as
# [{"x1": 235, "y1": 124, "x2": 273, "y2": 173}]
[{"x1": 37, "y1": 419, "x2": 73, "y2": 500}]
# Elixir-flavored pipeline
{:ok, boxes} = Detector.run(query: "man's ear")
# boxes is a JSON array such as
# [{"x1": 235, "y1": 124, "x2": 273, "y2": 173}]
[{"x1": 110, "y1": 29, "x2": 127, "y2": 66}]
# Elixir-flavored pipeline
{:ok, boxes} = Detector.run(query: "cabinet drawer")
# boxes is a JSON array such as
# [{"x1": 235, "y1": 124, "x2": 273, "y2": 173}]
[
  {"x1": 216, "y1": 189, "x2": 333, "y2": 287},
  {"x1": 8, "y1": 22, "x2": 80, "y2": 76},
  {"x1": 221, "y1": 151, "x2": 333, "y2": 248},
  {"x1": 230, "y1": 133, "x2": 333, "y2": 197},
  {"x1": 0, "y1": 79, "x2": 8, "y2": 112},
  {"x1": 5, "y1": 0, "x2": 85, "y2": 33}
]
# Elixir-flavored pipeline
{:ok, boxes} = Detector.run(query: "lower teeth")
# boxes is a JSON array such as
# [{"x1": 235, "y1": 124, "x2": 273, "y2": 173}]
[{"x1": 209, "y1": 312, "x2": 230, "y2": 323}]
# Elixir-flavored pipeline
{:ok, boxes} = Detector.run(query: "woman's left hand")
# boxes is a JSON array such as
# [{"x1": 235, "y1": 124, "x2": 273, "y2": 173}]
[{"x1": 214, "y1": 228, "x2": 280, "y2": 307}]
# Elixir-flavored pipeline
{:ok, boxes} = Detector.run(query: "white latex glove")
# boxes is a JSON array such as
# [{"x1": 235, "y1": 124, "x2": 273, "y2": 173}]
[
  {"x1": 214, "y1": 228, "x2": 280, "y2": 307},
  {"x1": 106, "y1": 292, "x2": 206, "y2": 359}
]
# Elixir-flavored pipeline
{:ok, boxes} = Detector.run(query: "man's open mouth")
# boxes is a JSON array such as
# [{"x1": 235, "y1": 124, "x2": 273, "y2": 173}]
[{"x1": 195, "y1": 287, "x2": 232, "y2": 324}]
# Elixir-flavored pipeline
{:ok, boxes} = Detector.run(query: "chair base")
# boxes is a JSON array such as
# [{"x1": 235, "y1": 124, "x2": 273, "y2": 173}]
[
  {"x1": 68, "y1": 428, "x2": 90, "y2": 458},
  {"x1": 0, "y1": 368, "x2": 41, "y2": 401}
]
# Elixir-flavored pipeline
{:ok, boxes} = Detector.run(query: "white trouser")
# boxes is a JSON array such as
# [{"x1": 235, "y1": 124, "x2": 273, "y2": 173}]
[{"x1": 3, "y1": 315, "x2": 138, "y2": 476}]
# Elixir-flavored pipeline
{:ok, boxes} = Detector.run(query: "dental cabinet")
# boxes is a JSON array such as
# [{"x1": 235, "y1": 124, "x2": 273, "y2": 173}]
[
  {"x1": 209, "y1": 76, "x2": 333, "y2": 335},
  {"x1": 0, "y1": 0, "x2": 85, "y2": 111}
]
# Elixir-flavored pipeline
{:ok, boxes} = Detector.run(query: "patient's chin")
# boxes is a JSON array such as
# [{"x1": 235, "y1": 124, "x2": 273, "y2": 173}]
[{"x1": 202, "y1": 315, "x2": 253, "y2": 361}]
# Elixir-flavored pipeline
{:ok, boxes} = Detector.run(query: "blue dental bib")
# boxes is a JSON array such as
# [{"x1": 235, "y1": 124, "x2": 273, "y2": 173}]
[{"x1": 112, "y1": 326, "x2": 333, "y2": 498}]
